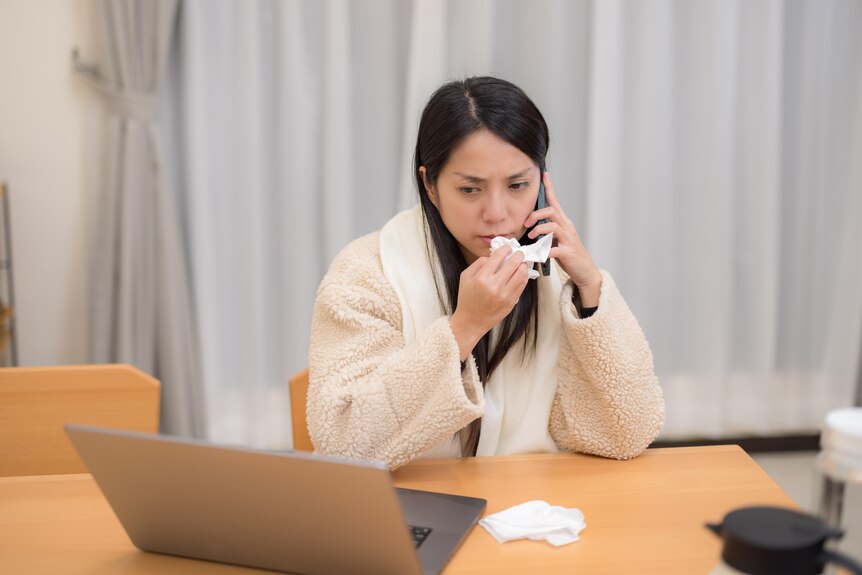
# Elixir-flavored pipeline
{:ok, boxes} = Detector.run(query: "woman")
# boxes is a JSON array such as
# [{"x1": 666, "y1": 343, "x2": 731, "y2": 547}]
[{"x1": 307, "y1": 76, "x2": 664, "y2": 469}]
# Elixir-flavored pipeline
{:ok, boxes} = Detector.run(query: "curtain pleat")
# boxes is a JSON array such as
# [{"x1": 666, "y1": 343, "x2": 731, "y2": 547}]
[{"x1": 85, "y1": 0, "x2": 205, "y2": 437}]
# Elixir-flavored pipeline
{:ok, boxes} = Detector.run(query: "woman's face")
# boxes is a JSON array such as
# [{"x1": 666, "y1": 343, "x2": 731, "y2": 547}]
[{"x1": 421, "y1": 129, "x2": 541, "y2": 264}]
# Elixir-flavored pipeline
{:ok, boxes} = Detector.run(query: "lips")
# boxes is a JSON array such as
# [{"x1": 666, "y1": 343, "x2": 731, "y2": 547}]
[{"x1": 480, "y1": 234, "x2": 513, "y2": 244}]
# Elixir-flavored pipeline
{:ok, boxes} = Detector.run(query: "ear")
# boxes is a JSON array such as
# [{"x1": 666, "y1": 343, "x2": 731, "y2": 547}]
[{"x1": 419, "y1": 166, "x2": 439, "y2": 208}]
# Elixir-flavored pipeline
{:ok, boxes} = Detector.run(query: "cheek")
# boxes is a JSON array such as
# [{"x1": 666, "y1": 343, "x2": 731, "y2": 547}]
[
  {"x1": 438, "y1": 201, "x2": 471, "y2": 236},
  {"x1": 453, "y1": 210, "x2": 477, "y2": 236},
  {"x1": 446, "y1": 200, "x2": 476, "y2": 223},
  {"x1": 517, "y1": 196, "x2": 538, "y2": 226}
]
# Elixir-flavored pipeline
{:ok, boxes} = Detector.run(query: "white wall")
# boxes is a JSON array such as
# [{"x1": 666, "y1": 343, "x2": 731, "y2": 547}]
[{"x1": 0, "y1": 0, "x2": 103, "y2": 366}]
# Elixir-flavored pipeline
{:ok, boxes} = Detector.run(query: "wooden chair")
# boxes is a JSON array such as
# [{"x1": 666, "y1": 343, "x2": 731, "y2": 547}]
[
  {"x1": 0, "y1": 364, "x2": 160, "y2": 476},
  {"x1": 289, "y1": 368, "x2": 313, "y2": 451}
]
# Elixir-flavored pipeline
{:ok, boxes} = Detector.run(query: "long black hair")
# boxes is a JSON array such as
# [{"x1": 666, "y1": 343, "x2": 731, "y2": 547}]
[{"x1": 413, "y1": 76, "x2": 550, "y2": 456}]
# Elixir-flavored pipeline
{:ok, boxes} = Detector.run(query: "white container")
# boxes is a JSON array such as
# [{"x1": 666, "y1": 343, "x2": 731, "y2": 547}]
[
  {"x1": 815, "y1": 408, "x2": 862, "y2": 523},
  {"x1": 813, "y1": 407, "x2": 862, "y2": 568}
]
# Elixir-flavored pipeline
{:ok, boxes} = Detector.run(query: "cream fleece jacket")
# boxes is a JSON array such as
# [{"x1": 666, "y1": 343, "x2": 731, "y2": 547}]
[{"x1": 307, "y1": 232, "x2": 664, "y2": 469}]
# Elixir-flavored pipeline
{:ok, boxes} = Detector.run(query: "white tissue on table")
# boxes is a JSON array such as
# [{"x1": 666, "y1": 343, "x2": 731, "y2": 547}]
[
  {"x1": 479, "y1": 500, "x2": 586, "y2": 547},
  {"x1": 489, "y1": 234, "x2": 553, "y2": 279}
]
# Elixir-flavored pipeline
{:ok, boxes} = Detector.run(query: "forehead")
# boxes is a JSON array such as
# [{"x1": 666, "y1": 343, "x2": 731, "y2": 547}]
[{"x1": 442, "y1": 130, "x2": 536, "y2": 178}]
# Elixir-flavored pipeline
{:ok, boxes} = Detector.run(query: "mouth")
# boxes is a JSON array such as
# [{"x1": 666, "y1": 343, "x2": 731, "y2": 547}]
[{"x1": 480, "y1": 234, "x2": 513, "y2": 244}]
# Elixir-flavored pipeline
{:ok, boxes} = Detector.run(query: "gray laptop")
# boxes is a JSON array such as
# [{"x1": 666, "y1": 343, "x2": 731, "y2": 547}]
[{"x1": 65, "y1": 424, "x2": 486, "y2": 575}]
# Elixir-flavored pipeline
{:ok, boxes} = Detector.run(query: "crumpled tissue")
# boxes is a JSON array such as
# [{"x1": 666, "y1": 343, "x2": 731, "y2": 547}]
[
  {"x1": 479, "y1": 500, "x2": 586, "y2": 547},
  {"x1": 489, "y1": 234, "x2": 553, "y2": 279}
]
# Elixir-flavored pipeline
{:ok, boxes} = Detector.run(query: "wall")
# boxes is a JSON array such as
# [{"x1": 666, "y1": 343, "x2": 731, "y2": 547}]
[{"x1": 0, "y1": 0, "x2": 103, "y2": 366}]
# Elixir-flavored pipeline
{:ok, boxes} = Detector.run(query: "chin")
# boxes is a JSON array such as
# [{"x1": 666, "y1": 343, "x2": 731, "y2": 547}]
[{"x1": 457, "y1": 245, "x2": 483, "y2": 264}]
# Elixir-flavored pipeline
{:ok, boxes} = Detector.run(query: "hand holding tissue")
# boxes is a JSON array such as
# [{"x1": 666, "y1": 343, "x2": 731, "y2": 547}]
[
  {"x1": 489, "y1": 234, "x2": 553, "y2": 279},
  {"x1": 479, "y1": 500, "x2": 586, "y2": 547}
]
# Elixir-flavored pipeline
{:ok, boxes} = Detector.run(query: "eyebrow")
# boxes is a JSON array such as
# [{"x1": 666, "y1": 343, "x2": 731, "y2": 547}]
[{"x1": 453, "y1": 168, "x2": 533, "y2": 183}]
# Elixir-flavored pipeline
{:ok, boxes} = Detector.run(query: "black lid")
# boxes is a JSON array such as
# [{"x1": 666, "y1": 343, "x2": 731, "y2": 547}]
[{"x1": 707, "y1": 507, "x2": 844, "y2": 575}]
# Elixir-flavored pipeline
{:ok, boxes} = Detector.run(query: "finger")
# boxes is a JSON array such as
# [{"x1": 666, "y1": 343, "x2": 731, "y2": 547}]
[
  {"x1": 524, "y1": 206, "x2": 558, "y2": 228},
  {"x1": 504, "y1": 262, "x2": 531, "y2": 296},
  {"x1": 526, "y1": 205, "x2": 577, "y2": 236},
  {"x1": 495, "y1": 249, "x2": 526, "y2": 277},
  {"x1": 549, "y1": 246, "x2": 581, "y2": 261},
  {"x1": 481, "y1": 244, "x2": 512, "y2": 275},
  {"x1": 542, "y1": 172, "x2": 576, "y2": 229},
  {"x1": 526, "y1": 221, "x2": 559, "y2": 240},
  {"x1": 543, "y1": 172, "x2": 561, "y2": 210},
  {"x1": 463, "y1": 256, "x2": 488, "y2": 276}
]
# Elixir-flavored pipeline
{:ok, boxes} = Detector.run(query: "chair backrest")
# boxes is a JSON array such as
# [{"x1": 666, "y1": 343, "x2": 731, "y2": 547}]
[
  {"x1": 289, "y1": 369, "x2": 313, "y2": 451},
  {"x1": 0, "y1": 364, "x2": 160, "y2": 476}
]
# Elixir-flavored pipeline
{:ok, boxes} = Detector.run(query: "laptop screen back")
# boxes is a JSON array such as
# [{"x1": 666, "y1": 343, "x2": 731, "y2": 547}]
[{"x1": 65, "y1": 424, "x2": 424, "y2": 575}]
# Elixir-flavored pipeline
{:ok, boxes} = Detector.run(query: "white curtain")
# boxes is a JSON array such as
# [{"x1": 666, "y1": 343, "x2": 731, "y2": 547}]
[
  {"x1": 586, "y1": 0, "x2": 862, "y2": 438},
  {"x1": 163, "y1": 0, "x2": 862, "y2": 447},
  {"x1": 82, "y1": 0, "x2": 205, "y2": 437}
]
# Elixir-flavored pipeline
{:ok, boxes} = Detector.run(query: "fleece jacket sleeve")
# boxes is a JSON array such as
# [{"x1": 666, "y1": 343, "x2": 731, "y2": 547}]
[
  {"x1": 550, "y1": 270, "x2": 665, "y2": 459},
  {"x1": 307, "y1": 233, "x2": 484, "y2": 470}
]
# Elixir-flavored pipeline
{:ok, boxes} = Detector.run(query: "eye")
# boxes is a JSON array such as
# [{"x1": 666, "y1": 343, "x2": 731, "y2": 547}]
[
  {"x1": 459, "y1": 186, "x2": 480, "y2": 194},
  {"x1": 510, "y1": 181, "x2": 529, "y2": 190}
]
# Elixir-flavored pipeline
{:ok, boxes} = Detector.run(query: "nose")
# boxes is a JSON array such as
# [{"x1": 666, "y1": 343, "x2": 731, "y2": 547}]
[{"x1": 482, "y1": 190, "x2": 508, "y2": 224}]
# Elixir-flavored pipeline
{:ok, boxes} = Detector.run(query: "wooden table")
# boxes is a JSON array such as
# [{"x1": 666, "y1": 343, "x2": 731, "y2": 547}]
[{"x1": 0, "y1": 446, "x2": 796, "y2": 574}]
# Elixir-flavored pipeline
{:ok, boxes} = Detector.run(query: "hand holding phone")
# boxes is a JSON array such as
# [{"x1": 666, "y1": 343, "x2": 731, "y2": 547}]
[{"x1": 524, "y1": 170, "x2": 604, "y2": 305}]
